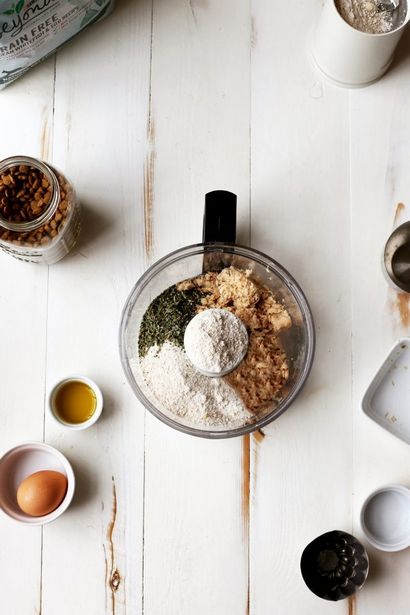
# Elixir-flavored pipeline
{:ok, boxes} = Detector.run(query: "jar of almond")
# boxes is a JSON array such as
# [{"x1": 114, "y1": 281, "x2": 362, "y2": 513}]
[{"x1": 0, "y1": 156, "x2": 81, "y2": 264}]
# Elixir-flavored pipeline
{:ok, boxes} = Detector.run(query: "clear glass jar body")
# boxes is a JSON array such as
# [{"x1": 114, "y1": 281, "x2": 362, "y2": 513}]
[
  {"x1": 119, "y1": 243, "x2": 315, "y2": 439},
  {"x1": 0, "y1": 156, "x2": 81, "y2": 265}
]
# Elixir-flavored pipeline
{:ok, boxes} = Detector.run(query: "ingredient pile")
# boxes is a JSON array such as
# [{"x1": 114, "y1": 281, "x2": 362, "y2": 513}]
[
  {"x1": 336, "y1": 0, "x2": 406, "y2": 33},
  {"x1": 134, "y1": 266, "x2": 292, "y2": 430}
]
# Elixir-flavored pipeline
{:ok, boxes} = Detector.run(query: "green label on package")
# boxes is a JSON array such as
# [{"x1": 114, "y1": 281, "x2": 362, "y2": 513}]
[{"x1": 0, "y1": 0, "x2": 113, "y2": 87}]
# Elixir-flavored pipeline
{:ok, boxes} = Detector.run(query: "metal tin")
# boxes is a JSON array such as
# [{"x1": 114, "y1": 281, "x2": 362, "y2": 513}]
[
  {"x1": 384, "y1": 221, "x2": 410, "y2": 292},
  {"x1": 300, "y1": 530, "x2": 369, "y2": 601}
]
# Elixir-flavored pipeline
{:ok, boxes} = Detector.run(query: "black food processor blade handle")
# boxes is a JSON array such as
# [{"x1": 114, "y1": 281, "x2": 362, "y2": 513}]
[{"x1": 203, "y1": 190, "x2": 237, "y2": 244}]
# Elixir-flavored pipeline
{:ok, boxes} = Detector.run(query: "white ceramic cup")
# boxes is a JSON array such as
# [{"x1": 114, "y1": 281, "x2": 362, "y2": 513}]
[
  {"x1": 49, "y1": 375, "x2": 103, "y2": 430},
  {"x1": 0, "y1": 442, "x2": 75, "y2": 526},
  {"x1": 361, "y1": 484, "x2": 410, "y2": 551},
  {"x1": 311, "y1": 0, "x2": 410, "y2": 87}
]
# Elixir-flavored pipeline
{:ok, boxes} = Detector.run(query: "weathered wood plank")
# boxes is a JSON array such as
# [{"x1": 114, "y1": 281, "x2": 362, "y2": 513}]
[
  {"x1": 250, "y1": 1, "x2": 351, "y2": 612},
  {"x1": 143, "y1": 1, "x2": 251, "y2": 613},
  {"x1": 40, "y1": 2, "x2": 152, "y2": 612},
  {"x1": 350, "y1": 61, "x2": 410, "y2": 615},
  {"x1": 0, "y1": 59, "x2": 55, "y2": 615}
]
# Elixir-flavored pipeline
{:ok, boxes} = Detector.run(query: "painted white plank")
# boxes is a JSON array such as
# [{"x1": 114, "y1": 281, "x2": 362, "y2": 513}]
[
  {"x1": 147, "y1": 0, "x2": 252, "y2": 255},
  {"x1": 0, "y1": 60, "x2": 55, "y2": 614},
  {"x1": 39, "y1": 2, "x2": 152, "y2": 613},
  {"x1": 350, "y1": 63, "x2": 410, "y2": 614},
  {"x1": 250, "y1": 1, "x2": 351, "y2": 613},
  {"x1": 143, "y1": 1, "x2": 251, "y2": 613}
]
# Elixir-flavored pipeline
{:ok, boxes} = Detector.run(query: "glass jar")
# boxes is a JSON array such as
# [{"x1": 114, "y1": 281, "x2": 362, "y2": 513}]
[{"x1": 0, "y1": 156, "x2": 81, "y2": 265}]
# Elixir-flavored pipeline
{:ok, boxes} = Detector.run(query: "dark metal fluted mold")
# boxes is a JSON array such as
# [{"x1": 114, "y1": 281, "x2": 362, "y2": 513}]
[{"x1": 300, "y1": 530, "x2": 369, "y2": 601}]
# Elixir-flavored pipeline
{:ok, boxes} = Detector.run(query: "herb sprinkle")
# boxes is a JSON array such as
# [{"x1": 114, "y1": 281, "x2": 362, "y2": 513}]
[{"x1": 138, "y1": 284, "x2": 205, "y2": 357}]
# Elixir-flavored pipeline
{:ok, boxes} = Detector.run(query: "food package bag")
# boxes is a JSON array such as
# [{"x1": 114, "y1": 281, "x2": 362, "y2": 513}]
[{"x1": 0, "y1": 0, "x2": 114, "y2": 88}]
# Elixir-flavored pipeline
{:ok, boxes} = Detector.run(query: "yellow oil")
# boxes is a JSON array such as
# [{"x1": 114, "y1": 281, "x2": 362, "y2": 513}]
[{"x1": 55, "y1": 380, "x2": 96, "y2": 424}]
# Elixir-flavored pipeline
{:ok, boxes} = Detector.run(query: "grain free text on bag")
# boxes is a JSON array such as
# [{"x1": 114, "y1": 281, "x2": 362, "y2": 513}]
[{"x1": 0, "y1": 0, "x2": 114, "y2": 88}]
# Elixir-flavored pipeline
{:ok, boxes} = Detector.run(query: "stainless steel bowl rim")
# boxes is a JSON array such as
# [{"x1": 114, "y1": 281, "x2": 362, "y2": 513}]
[{"x1": 119, "y1": 242, "x2": 316, "y2": 439}]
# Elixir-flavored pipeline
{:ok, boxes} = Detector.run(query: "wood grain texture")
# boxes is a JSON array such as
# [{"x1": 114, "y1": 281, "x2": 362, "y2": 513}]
[
  {"x1": 142, "y1": 1, "x2": 251, "y2": 613},
  {"x1": 38, "y1": 1, "x2": 152, "y2": 613},
  {"x1": 250, "y1": 0, "x2": 351, "y2": 612}
]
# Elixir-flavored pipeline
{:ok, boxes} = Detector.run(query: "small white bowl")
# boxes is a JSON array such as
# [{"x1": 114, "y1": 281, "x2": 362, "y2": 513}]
[
  {"x1": 0, "y1": 442, "x2": 75, "y2": 525},
  {"x1": 361, "y1": 484, "x2": 410, "y2": 552},
  {"x1": 49, "y1": 375, "x2": 103, "y2": 430}
]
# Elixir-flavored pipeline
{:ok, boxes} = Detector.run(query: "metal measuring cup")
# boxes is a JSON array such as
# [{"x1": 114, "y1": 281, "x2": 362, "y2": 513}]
[{"x1": 384, "y1": 221, "x2": 410, "y2": 291}]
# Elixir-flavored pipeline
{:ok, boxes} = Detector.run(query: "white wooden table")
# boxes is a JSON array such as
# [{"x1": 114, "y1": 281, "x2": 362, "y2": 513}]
[{"x1": 1, "y1": 1, "x2": 410, "y2": 613}]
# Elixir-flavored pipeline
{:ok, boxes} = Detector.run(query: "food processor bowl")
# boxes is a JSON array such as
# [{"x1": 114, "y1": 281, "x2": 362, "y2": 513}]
[{"x1": 119, "y1": 239, "x2": 315, "y2": 439}]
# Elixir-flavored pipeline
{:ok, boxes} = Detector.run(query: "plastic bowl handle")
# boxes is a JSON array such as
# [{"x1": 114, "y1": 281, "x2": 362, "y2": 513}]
[{"x1": 202, "y1": 190, "x2": 237, "y2": 244}]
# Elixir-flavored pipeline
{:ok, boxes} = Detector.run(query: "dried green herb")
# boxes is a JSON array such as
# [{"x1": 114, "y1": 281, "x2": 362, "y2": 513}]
[{"x1": 138, "y1": 284, "x2": 205, "y2": 356}]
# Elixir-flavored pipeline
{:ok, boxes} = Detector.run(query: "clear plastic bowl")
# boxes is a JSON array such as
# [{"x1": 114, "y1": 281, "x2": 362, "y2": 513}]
[{"x1": 119, "y1": 243, "x2": 315, "y2": 439}]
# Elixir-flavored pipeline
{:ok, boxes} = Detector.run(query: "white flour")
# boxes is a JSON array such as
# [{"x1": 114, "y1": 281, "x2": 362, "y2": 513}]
[
  {"x1": 184, "y1": 308, "x2": 248, "y2": 374},
  {"x1": 135, "y1": 342, "x2": 253, "y2": 428},
  {"x1": 336, "y1": 0, "x2": 395, "y2": 33}
]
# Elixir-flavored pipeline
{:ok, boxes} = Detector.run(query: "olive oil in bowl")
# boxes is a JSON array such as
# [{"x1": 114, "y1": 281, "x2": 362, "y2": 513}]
[{"x1": 50, "y1": 376, "x2": 103, "y2": 430}]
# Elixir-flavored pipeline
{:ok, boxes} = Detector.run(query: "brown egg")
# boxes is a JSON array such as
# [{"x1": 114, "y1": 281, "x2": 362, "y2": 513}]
[{"x1": 16, "y1": 470, "x2": 68, "y2": 517}]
